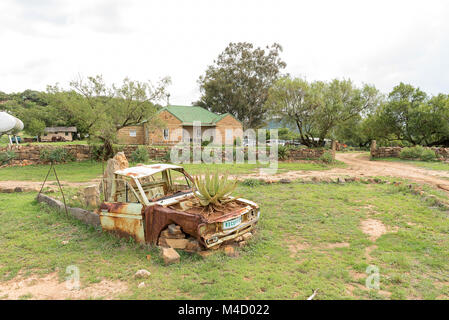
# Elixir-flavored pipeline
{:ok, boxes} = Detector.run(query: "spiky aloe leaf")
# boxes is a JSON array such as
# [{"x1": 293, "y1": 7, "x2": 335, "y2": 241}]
[{"x1": 193, "y1": 171, "x2": 237, "y2": 208}]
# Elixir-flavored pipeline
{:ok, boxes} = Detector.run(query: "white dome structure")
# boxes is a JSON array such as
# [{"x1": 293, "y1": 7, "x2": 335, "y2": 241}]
[
  {"x1": 0, "y1": 111, "x2": 24, "y2": 145},
  {"x1": 0, "y1": 111, "x2": 24, "y2": 135}
]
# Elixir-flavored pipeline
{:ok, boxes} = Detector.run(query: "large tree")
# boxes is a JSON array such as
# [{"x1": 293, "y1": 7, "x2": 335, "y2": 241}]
[
  {"x1": 197, "y1": 42, "x2": 286, "y2": 129},
  {"x1": 373, "y1": 83, "x2": 449, "y2": 146},
  {"x1": 47, "y1": 75, "x2": 170, "y2": 158},
  {"x1": 265, "y1": 77, "x2": 381, "y2": 147}
]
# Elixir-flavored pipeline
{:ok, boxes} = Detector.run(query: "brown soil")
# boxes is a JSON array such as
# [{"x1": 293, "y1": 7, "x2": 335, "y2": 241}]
[
  {"x1": 173, "y1": 198, "x2": 248, "y2": 220},
  {"x1": 0, "y1": 272, "x2": 128, "y2": 300},
  {"x1": 360, "y1": 219, "x2": 387, "y2": 241},
  {"x1": 4, "y1": 152, "x2": 449, "y2": 192},
  {"x1": 0, "y1": 179, "x2": 101, "y2": 191},
  {"x1": 234, "y1": 153, "x2": 449, "y2": 192}
]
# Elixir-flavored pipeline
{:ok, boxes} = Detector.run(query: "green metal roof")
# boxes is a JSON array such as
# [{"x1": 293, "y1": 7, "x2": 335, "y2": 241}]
[{"x1": 160, "y1": 105, "x2": 236, "y2": 125}]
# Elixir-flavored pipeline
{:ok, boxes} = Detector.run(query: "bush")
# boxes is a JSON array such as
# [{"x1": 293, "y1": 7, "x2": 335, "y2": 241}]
[
  {"x1": 241, "y1": 179, "x2": 263, "y2": 187},
  {"x1": 89, "y1": 144, "x2": 107, "y2": 161},
  {"x1": 319, "y1": 151, "x2": 335, "y2": 164},
  {"x1": 277, "y1": 145, "x2": 290, "y2": 161},
  {"x1": 421, "y1": 149, "x2": 437, "y2": 161},
  {"x1": 400, "y1": 146, "x2": 436, "y2": 161},
  {"x1": 131, "y1": 146, "x2": 149, "y2": 163},
  {"x1": 0, "y1": 151, "x2": 16, "y2": 165},
  {"x1": 40, "y1": 147, "x2": 75, "y2": 163}
]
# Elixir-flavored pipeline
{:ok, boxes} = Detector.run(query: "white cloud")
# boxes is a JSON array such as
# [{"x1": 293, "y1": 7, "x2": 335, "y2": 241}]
[{"x1": 0, "y1": 0, "x2": 448, "y2": 103}]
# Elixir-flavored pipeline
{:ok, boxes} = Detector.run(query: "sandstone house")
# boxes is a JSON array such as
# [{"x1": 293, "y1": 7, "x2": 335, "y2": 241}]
[
  {"x1": 41, "y1": 127, "x2": 77, "y2": 142},
  {"x1": 117, "y1": 105, "x2": 243, "y2": 145}
]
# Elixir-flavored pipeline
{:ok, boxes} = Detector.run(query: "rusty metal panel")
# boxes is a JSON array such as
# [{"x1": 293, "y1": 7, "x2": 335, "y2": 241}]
[{"x1": 99, "y1": 202, "x2": 145, "y2": 243}]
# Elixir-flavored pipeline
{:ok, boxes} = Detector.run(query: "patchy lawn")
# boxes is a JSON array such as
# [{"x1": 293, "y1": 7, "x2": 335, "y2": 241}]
[
  {"x1": 0, "y1": 160, "x2": 344, "y2": 183},
  {"x1": 372, "y1": 157, "x2": 449, "y2": 172},
  {"x1": 0, "y1": 181, "x2": 448, "y2": 300}
]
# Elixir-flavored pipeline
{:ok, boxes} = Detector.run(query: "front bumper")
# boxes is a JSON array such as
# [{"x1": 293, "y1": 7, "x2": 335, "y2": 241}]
[{"x1": 202, "y1": 216, "x2": 259, "y2": 249}]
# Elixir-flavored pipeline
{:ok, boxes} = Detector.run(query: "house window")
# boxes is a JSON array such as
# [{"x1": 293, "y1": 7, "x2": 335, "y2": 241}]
[
  {"x1": 130, "y1": 130, "x2": 136, "y2": 137},
  {"x1": 65, "y1": 132, "x2": 69, "y2": 136},
  {"x1": 163, "y1": 129, "x2": 169, "y2": 140}
]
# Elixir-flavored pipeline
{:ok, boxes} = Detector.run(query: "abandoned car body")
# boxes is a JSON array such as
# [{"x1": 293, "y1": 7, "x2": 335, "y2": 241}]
[{"x1": 98, "y1": 164, "x2": 260, "y2": 249}]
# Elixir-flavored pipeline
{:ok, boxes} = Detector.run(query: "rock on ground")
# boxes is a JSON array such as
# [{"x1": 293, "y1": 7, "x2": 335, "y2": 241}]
[
  {"x1": 134, "y1": 269, "x2": 151, "y2": 279},
  {"x1": 102, "y1": 152, "x2": 129, "y2": 201},
  {"x1": 161, "y1": 247, "x2": 180, "y2": 265}
]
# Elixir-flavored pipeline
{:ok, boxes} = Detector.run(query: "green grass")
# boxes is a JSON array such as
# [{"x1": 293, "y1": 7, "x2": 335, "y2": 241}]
[
  {"x1": 0, "y1": 161, "x2": 105, "y2": 182},
  {"x1": 0, "y1": 181, "x2": 448, "y2": 300},
  {"x1": 0, "y1": 160, "x2": 344, "y2": 183},
  {"x1": 372, "y1": 157, "x2": 449, "y2": 172}
]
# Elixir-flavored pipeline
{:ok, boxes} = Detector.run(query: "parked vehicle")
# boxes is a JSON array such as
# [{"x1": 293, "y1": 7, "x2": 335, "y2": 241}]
[
  {"x1": 99, "y1": 164, "x2": 260, "y2": 249},
  {"x1": 267, "y1": 139, "x2": 286, "y2": 146},
  {"x1": 242, "y1": 138, "x2": 256, "y2": 147}
]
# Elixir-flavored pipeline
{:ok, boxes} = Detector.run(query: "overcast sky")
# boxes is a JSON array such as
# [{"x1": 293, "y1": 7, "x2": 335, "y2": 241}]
[{"x1": 0, "y1": 0, "x2": 448, "y2": 104}]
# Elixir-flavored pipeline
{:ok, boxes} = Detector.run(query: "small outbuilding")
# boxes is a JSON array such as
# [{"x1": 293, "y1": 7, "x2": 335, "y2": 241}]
[{"x1": 41, "y1": 127, "x2": 77, "y2": 142}]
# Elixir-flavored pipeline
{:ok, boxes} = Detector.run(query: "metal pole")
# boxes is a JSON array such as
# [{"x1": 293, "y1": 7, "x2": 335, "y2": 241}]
[
  {"x1": 53, "y1": 164, "x2": 69, "y2": 217},
  {"x1": 38, "y1": 162, "x2": 54, "y2": 196}
]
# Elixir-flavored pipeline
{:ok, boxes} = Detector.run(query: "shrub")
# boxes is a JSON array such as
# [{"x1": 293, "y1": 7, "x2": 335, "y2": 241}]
[
  {"x1": 89, "y1": 144, "x2": 107, "y2": 161},
  {"x1": 160, "y1": 150, "x2": 171, "y2": 163},
  {"x1": 319, "y1": 151, "x2": 334, "y2": 164},
  {"x1": 0, "y1": 151, "x2": 16, "y2": 165},
  {"x1": 131, "y1": 146, "x2": 149, "y2": 163},
  {"x1": 400, "y1": 146, "x2": 436, "y2": 161},
  {"x1": 40, "y1": 147, "x2": 75, "y2": 163},
  {"x1": 241, "y1": 179, "x2": 262, "y2": 187},
  {"x1": 277, "y1": 145, "x2": 290, "y2": 161}
]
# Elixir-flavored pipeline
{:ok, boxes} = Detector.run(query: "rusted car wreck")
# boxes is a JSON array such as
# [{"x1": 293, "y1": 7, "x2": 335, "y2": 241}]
[{"x1": 99, "y1": 164, "x2": 260, "y2": 249}]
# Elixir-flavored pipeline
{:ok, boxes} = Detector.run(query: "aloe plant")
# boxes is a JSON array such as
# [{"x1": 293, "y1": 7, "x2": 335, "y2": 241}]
[{"x1": 193, "y1": 171, "x2": 238, "y2": 210}]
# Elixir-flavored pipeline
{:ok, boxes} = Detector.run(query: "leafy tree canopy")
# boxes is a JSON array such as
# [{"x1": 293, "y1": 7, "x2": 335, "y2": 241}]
[
  {"x1": 265, "y1": 76, "x2": 382, "y2": 147},
  {"x1": 197, "y1": 42, "x2": 286, "y2": 129}
]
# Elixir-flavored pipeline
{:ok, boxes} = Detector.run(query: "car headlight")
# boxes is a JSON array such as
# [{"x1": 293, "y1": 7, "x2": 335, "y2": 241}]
[{"x1": 247, "y1": 209, "x2": 258, "y2": 221}]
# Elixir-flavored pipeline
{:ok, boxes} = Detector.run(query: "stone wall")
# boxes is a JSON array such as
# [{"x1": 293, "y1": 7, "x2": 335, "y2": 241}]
[
  {"x1": 1, "y1": 144, "x2": 332, "y2": 166},
  {"x1": 0, "y1": 144, "x2": 91, "y2": 166},
  {"x1": 288, "y1": 148, "x2": 333, "y2": 160},
  {"x1": 370, "y1": 146, "x2": 402, "y2": 158},
  {"x1": 370, "y1": 140, "x2": 449, "y2": 160}
]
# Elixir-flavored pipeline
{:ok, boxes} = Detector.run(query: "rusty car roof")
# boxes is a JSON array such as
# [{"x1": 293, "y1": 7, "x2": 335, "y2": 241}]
[{"x1": 114, "y1": 164, "x2": 184, "y2": 179}]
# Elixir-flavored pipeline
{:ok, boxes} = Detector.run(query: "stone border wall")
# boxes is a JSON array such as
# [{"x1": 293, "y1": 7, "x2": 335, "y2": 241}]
[
  {"x1": 1, "y1": 144, "x2": 334, "y2": 166},
  {"x1": 36, "y1": 193, "x2": 100, "y2": 227},
  {"x1": 370, "y1": 140, "x2": 449, "y2": 160}
]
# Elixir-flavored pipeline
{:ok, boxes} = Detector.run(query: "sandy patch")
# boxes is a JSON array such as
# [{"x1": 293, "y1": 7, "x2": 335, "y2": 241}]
[
  {"x1": 360, "y1": 219, "x2": 387, "y2": 241},
  {"x1": 0, "y1": 272, "x2": 128, "y2": 300},
  {"x1": 288, "y1": 243, "x2": 310, "y2": 257},
  {"x1": 346, "y1": 282, "x2": 391, "y2": 298},
  {"x1": 323, "y1": 242, "x2": 350, "y2": 249},
  {"x1": 364, "y1": 245, "x2": 378, "y2": 262},
  {"x1": 349, "y1": 270, "x2": 366, "y2": 280}
]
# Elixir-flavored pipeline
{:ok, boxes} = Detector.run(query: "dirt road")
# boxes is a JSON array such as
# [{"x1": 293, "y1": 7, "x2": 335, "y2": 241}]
[
  {"x1": 242, "y1": 152, "x2": 449, "y2": 191},
  {"x1": 2, "y1": 153, "x2": 449, "y2": 191}
]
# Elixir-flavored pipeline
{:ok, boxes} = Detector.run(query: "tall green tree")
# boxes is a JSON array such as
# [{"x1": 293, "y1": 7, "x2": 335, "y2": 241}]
[
  {"x1": 373, "y1": 83, "x2": 449, "y2": 146},
  {"x1": 25, "y1": 118, "x2": 46, "y2": 140},
  {"x1": 265, "y1": 77, "x2": 381, "y2": 147},
  {"x1": 47, "y1": 75, "x2": 170, "y2": 157},
  {"x1": 197, "y1": 42, "x2": 286, "y2": 129}
]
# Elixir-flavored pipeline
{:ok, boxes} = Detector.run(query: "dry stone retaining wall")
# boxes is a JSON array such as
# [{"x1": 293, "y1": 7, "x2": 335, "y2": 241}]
[
  {"x1": 1, "y1": 144, "x2": 333, "y2": 166},
  {"x1": 370, "y1": 141, "x2": 449, "y2": 160}
]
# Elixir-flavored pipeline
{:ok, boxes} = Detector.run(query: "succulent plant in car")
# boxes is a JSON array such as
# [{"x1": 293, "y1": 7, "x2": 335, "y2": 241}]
[{"x1": 193, "y1": 171, "x2": 238, "y2": 210}]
